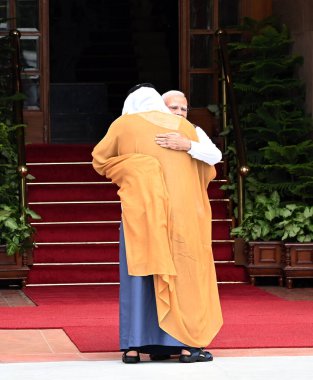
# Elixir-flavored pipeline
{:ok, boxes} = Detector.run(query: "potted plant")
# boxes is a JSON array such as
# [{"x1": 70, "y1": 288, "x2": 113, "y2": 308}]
[
  {"x1": 231, "y1": 191, "x2": 285, "y2": 285},
  {"x1": 0, "y1": 118, "x2": 40, "y2": 286},
  {"x1": 279, "y1": 204, "x2": 313, "y2": 288},
  {"x1": 232, "y1": 192, "x2": 313, "y2": 287},
  {"x1": 219, "y1": 17, "x2": 313, "y2": 286},
  {"x1": 0, "y1": 33, "x2": 40, "y2": 286}
]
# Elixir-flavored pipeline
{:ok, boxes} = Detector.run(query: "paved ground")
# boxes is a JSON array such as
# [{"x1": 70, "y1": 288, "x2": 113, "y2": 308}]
[{"x1": 2, "y1": 354, "x2": 313, "y2": 380}]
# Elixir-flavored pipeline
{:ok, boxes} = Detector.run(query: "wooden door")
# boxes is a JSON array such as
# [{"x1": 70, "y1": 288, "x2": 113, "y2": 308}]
[
  {"x1": 179, "y1": 0, "x2": 272, "y2": 137},
  {"x1": 179, "y1": 0, "x2": 219, "y2": 137}
]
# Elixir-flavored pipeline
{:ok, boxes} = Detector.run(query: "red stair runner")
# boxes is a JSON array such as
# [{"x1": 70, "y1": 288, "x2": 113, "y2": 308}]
[{"x1": 26, "y1": 144, "x2": 248, "y2": 286}]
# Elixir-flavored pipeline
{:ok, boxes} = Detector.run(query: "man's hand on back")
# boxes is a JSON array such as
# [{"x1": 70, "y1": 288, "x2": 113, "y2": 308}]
[{"x1": 155, "y1": 133, "x2": 191, "y2": 151}]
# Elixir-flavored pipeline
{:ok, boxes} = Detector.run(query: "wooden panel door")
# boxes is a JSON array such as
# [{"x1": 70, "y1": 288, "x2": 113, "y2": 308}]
[
  {"x1": 179, "y1": 0, "x2": 272, "y2": 137},
  {"x1": 179, "y1": 0, "x2": 219, "y2": 137}
]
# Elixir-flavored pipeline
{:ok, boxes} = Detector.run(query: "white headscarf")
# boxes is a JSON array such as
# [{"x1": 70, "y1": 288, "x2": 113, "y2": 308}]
[{"x1": 122, "y1": 87, "x2": 171, "y2": 115}]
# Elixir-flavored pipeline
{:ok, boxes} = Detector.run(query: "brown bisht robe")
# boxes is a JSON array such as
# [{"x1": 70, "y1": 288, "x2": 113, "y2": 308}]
[{"x1": 92, "y1": 111, "x2": 223, "y2": 347}]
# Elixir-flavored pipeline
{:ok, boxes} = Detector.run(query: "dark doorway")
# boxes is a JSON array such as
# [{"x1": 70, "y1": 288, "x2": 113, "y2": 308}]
[{"x1": 49, "y1": 0, "x2": 179, "y2": 143}]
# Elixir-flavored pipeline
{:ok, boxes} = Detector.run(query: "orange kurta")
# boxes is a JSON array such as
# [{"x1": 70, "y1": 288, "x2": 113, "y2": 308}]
[{"x1": 92, "y1": 111, "x2": 223, "y2": 347}]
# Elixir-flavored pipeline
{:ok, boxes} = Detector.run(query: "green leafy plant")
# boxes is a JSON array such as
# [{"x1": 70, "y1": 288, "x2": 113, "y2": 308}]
[
  {"x1": 231, "y1": 191, "x2": 313, "y2": 243},
  {"x1": 0, "y1": 120, "x2": 41, "y2": 255},
  {"x1": 0, "y1": 34, "x2": 41, "y2": 256},
  {"x1": 224, "y1": 17, "x2": 313, "y2": 207},
  {"x1": 278, "y1": 204, "x2": 313, "y2": 242},
  {"x1": 231, "y1": 191, "x2": 284, "y2": 241},
  {"x1": 0, "y1": 205, "x2": 40, "y2": 255}
]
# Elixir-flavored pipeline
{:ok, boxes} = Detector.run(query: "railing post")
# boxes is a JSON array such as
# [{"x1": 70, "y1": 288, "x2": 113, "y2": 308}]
[
  {"x1": 9, "y1": 29, "x2": 28, "y2": 220},
  {"x1": 216, "y1": 29, "x2": 250, "y2": 224},
  {"x1": 238, "y1": 165, "x2": 249, "y2": 225}
]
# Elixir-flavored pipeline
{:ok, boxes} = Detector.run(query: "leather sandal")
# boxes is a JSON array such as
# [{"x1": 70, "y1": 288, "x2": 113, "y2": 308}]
[
  {"x1": 122, "y1": 350, "x2": 140, "y2": 364},
  {"x1": 179, "y1": 348, "x2": 213, "y2": 363},
  {"x1": 149, "y1": 354, "x2": 171, "y2": 361}
]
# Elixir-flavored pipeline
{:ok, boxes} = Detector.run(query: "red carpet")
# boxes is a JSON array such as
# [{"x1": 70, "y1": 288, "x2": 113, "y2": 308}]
[{"x1": 1, "y1": 284, "x2": 312, "y2": 352}]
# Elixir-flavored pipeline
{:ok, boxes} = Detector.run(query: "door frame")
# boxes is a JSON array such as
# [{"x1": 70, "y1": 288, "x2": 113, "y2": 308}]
[{"x1": 23, "y1": 0, "x2": 50, "y2": 143}]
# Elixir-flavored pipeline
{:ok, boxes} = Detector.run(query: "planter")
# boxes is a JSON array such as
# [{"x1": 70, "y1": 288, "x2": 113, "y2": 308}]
[
  {"x1": 0, "y1": 245, "x2": 32, "y2": 287},
  {"x1": 247, "y1": 241, "x2": 285, "y2": 286},
  {"x1": 284, "y1": 243, "x2": 313, "y2": 289}
]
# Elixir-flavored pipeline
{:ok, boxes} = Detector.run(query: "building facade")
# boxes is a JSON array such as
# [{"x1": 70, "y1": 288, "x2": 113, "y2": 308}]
[{"x1": 1, "y1": 0, "x2": 275, "y2": 143}]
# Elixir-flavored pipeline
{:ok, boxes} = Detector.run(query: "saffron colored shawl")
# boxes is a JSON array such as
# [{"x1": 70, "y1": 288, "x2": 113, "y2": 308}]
[{"x1": 92, "y1": 111, "x2": 223, "y2": 347}]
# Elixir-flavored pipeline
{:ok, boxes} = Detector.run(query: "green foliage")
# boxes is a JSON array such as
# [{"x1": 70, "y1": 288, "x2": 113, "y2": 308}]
[
  {"x1": 0, "y1": 206, "x2": 40, "y2": 255},
  {"x1": 0, "y1": 119, "x2": 41, "y2": 255},
  {"x1": 225, "y1": 17, "x2": 313, "y2": 206},
  {"x1": 0, "y1": 35, "x2": 41, "y2": 255},
  {"x1": 231, "y1": 191, "x2": 313, "y2": 242},
  {"x1": 278, "y1": 204, "x2": 313, "y2": 242},
  {"x1": 231, "y1": 191, "x2": 283, "y2": 241}
]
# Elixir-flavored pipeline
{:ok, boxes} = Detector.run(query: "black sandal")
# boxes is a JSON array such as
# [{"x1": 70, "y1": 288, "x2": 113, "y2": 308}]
[
  {"x1": 179, "y1": 348, "x2": 213, "y2": 363},
  {"x1": 122, "y1": 350, "x2": 140, "y2": 364}
]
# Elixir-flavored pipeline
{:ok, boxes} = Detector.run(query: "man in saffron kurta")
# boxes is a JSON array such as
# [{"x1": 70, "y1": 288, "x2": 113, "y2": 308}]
[{"x1": 92, "y1": 86, "x2": 223, "y2": 362}]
